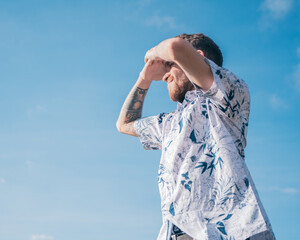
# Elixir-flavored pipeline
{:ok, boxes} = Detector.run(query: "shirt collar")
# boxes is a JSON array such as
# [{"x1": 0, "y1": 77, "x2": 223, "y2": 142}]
[{"x1": 177, "y1": 90, "x2": 201, "y2": 110}]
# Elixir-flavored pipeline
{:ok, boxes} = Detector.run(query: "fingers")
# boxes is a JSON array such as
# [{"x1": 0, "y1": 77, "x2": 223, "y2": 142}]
[
  {"x1": 144, "y1": 47, "x2": 157, "y2": 63},
  {"x1": 141, "y1": 58, "x2": 168, "y2": 81},
  {"x1": 145, "y1": 49, "x2": 151, "y2": 63},
  {"x1": 145, "y1": 59, "x2": 165, "y2": 66}
]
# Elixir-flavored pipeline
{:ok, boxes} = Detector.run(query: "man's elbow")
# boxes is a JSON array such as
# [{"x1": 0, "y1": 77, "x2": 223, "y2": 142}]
[
  {"x1": 116, "y1": 121, "x2": 138, "y2": 137},
  {"x1": 116, "y1": 121, "x2": 122, "y2": 133},
  {"x1": 116, "y1": 121, "x2": 129, "y2": 135}
]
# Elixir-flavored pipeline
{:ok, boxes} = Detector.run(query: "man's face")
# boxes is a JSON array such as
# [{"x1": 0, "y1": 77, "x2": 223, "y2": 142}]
[{"x1": 163, "y1": 62, "x2": 194, "y2": 103}]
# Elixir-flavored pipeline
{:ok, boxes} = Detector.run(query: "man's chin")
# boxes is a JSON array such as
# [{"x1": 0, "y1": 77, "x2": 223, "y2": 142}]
[
  {"x1": 170, "y1": 97, "x2": 178, "y2": 102},
  {"x1": 168, "y1": 87, "x2": 187, "y2": 103},
  {"x1": 169, "y1": 93, "x2": 184, "y2": 103}
]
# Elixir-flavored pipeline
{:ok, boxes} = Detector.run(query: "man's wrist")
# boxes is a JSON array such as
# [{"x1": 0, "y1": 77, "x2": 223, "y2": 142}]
[{"x1": 137, "y1": 75, "x2": 152, "y2": 89}]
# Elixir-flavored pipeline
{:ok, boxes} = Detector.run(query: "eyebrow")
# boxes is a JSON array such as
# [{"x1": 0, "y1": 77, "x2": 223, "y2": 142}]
[{"x1": 166, "y1": 61, "x2": 175, "y2": 67}]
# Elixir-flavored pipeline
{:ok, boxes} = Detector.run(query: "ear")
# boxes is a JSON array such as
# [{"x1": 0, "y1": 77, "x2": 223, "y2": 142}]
[{"x1": 196, "y1": 49, "x2": 205, "y2": 56}]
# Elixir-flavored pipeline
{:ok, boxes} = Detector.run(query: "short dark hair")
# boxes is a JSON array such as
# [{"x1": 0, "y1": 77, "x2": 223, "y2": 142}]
[{"x1": 176, "y1": 33, "x2": 223, "y2": 67}]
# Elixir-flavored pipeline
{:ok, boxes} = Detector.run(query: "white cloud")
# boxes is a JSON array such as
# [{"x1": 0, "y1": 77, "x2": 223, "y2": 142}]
[
  {"x1": 260, "y1": 186, "x2": 299, "y2": 195},
  {"x1": 30, "y1": 234, "x2": 54, "y2": 240},
  {"x1": 27, "y1": 105, "x2": 48, "y2": 116},
  {"x1": 137, "y1": 0, "x2": 154, "y2": 8},
  {"x1": 269, "y1": 94, "x2": 288, "y2": 109},
  {"x1": 144, "y1": 15, "x2": 179, "y2": 30},
  {"x1": 261, "y1": 0, "x2": 293, "y2": 19},
  {"x1": 0, "y1": 178, "x2": 6, "y2": 184},
  {"x1": 281, "y1": 187, "x2": 298, "y2": 194},
  {"x1": 268, "y1": 186, "x2": 299, "y2": 195}
]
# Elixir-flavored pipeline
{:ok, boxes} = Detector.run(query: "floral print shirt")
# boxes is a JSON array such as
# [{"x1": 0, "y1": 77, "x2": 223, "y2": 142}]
[{"x1": 134, "y1": 59, "x2": 274, "y2": 240}]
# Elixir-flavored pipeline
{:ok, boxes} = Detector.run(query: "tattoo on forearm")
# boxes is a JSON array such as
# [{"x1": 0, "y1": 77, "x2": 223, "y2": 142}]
[{"x1": 124, "y1": 86, "x2": 148, "y2": 123}]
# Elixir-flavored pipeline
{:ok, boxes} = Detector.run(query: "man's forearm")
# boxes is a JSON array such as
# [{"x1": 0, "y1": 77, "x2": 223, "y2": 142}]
[
  {"x1": 122, "y1": 84, "x2": 148, "y2": 123},
  {"x1": 116, "y1": 77, "x2": 152, "y2": 136}
]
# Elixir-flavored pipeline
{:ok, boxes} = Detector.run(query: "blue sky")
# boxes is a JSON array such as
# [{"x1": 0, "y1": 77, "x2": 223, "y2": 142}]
[{"x1": 0, "y1": 0, "x2": 299, "y2": 239}]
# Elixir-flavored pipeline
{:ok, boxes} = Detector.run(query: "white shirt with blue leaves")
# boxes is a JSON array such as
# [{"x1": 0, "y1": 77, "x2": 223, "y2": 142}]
[{"x1": 134, "y1": 59, "x2": 275, "y2": 240}]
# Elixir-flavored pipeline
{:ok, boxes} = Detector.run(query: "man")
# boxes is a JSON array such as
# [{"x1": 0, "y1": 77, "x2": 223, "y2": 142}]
[{"x1": 116, "y1": 33, "x2": 275, "y2": 240}]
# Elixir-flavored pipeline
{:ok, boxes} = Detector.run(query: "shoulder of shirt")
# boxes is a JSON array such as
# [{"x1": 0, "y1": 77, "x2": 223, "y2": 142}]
[{"x1": 206, "y1": 58, "x2": 249, "y2": 89}]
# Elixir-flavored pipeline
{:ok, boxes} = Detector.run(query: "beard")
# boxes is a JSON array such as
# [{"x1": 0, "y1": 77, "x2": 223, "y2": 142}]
[{"x1": 168, "y1": 79, "x2": 195, "y2": 103}]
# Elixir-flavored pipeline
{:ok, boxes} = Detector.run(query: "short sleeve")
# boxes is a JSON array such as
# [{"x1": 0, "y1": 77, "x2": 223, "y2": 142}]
[
  {"x1": 134, "y1": 113, "x2": 168, "y2": 150},
  {"x1": 200, "y1": 59, "x2": 250, "y2": 122}
]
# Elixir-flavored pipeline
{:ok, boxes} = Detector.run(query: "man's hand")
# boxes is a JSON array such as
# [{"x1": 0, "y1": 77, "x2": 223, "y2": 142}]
[
  {"x1": 144, "y1": 47, "x2": 158, "y2": 63},
  {"x1": 140, "y1": 59, "x2": 168, "y2": 82}
]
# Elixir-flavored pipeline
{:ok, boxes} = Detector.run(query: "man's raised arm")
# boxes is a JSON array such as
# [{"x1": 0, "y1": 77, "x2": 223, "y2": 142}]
[
  {"x1": 116, "y1": 59, "x2": 167, "y2": 136},
  {"x1": 145, "y1": 37, "x2": 214, "y2": 91}
]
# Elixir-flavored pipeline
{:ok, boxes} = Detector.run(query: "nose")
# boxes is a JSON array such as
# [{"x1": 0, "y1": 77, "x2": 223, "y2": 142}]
[{"x1": 163, "y1": 72, "x2": 171, "y2": 82}]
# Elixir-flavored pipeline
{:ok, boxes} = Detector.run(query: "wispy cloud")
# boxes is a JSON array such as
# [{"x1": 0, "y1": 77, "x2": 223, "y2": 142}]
[
  {"x1": 269, "y1": 94, "x2": 288, "y2": 109},
  {"x1": 137, "y1": 0, "x2": 154, "y2": 8},
  {"x1": 30, "y1": 234, "x2": 54, "y2": 240},
  {"x1": 26, "y1": 160, "x2": 35, "y2": 170},
  {"x1": 272, "y1": 186, "x2": 299, "y2": 194},
  {"x1": 297, "y1": 47, "x2": 300, "y2": 57},
  {"x1": 292, "y1": 47, "x2": 300, "y2": 92},
  {"x1": 27, "y1": 104, "x2": 48, "y2": 116},
  {"x1": 114, "y1": 1, "x2": 182, "y2": 31},
  {"x1": 114, "y1": 0, "x2": 156, "y2": 22},
  {"x1": 280, "y1": 187, "x2": 299, "y2": 194},
  {"x1": 0, "y1": 178, "x2": 6, "y2": 184},
  {"x1": 261, "y1": 0, "x2": 293, "y2": 19},
  {"x1": 260, "y1": 186, "x2": 299, "y2": 195},
  {"x1": 293, "y1": 63, "x2": 300, "y2": 92},
  {"x1": 144, "y1": 15, "x2": 180, "y2": 30}
]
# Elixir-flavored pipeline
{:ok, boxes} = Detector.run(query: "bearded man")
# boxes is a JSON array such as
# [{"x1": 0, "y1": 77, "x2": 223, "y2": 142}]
[{"x1": 116, "y1": 33, "x2": 275, "y2": 240}]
